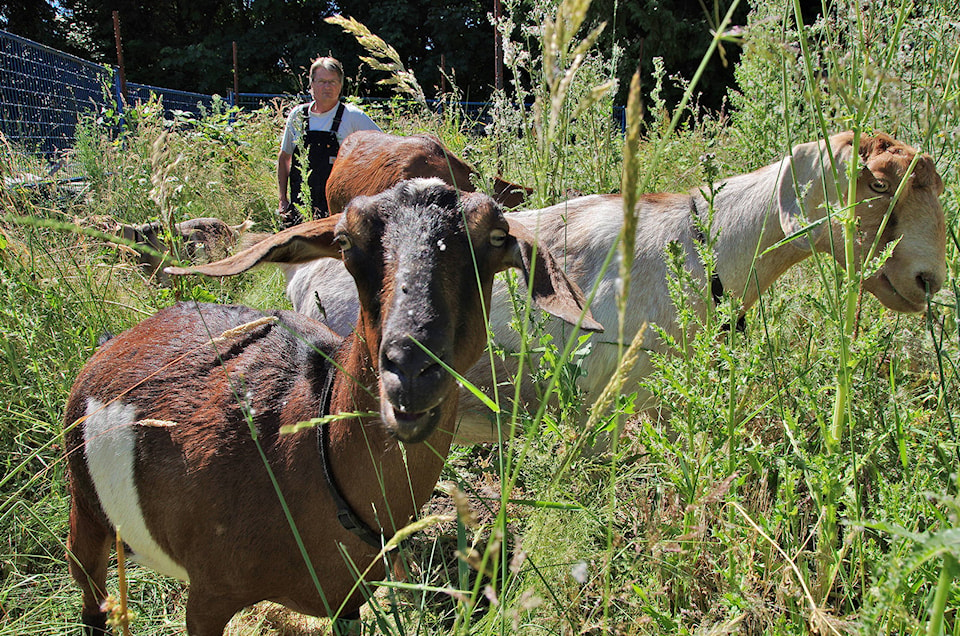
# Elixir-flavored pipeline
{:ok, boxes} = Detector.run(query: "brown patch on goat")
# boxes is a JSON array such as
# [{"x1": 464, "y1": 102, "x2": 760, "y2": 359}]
[
  {"x1": 641, "y1": 192, "x2": 691, "y2": 210},
  {"x1": 326, "y1": 131, "x2": 532, "y2": 215}
]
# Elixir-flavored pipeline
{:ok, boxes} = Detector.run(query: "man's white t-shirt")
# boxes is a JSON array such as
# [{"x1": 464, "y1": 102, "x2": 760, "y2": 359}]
[{"x1": 280, "y1": 101, "x2": 381, "y2": 154}]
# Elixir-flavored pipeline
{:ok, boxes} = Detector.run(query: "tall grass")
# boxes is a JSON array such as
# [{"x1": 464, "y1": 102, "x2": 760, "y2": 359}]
[{"x1": 1, "y1": 0, "x2": 959, "y2": 634}]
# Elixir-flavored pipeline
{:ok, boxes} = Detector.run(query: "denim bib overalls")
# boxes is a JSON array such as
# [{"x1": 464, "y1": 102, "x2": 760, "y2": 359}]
[{"x1": 285, "y1": 102, "x2": 345, "y2": 227}]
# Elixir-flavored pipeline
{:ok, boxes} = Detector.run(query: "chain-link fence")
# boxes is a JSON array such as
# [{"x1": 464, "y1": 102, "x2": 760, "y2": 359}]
[
  {"x1": 0, "y1": 30, "x2": 110, "y2": 161},
  {"x1": 1, "y1": 28, "x2": 626, "y2": 183},
  {"x1": 127, "y1": 82, "x2": 217, "y2": 118},
  {"x1": 0, "y1": 29, "x2": 226, "y2": 180}
]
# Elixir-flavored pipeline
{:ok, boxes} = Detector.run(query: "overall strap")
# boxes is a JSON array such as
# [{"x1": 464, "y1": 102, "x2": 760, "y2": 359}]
[
  {"x1": 300, "y1": 103, "x2": 310, "y2": 130},
  {"x1": 330, "y1": 102, "x2": 346, "y2": 133},
  {"x1": 301, "y1": 102, "x2": 344, "y2": 134}
]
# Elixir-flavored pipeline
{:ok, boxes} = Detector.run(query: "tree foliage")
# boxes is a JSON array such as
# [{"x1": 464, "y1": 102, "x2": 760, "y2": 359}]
[
  {"x1": 3, "y1": 0, "x2": 825, "y2": 113},
  {"x1": 0, "y1": 0, "x2": 70, "y2": 49},
  {"x1": 330, "y1": 0, "x2": 497, "y2": 100},
  {"x1": 50, "y1": 0, "x2": 361, "y2": 95},
  {"x1": 4, "y1": 0, "x2": 496, "y2": 99},
  {"x1": 584, "y1": 0, "x2": 751, "y2": 115}
]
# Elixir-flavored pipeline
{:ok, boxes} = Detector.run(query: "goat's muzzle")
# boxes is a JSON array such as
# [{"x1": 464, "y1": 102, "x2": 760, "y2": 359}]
[
  {"x1": 379, "y1": 335, "x2": 455, "y2": 444},
  {"x1": 866, "y1": 269, "x2": 942, "y2": 313}
]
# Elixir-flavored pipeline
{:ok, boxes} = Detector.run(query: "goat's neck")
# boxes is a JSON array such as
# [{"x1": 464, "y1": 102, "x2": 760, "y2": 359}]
[
  {"x1": 704, "y1": 162, "x2": 810, "y2": 309},
  {"x1": 326, "y1": 329, "x2": 452, "y2": 537}
]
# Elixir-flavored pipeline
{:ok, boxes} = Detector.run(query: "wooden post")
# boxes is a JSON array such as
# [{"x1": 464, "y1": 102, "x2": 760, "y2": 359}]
[
  {"x1": 493, "y1": 0, "x2": 503, "y2": 92},
  {"x1": 636, "y1": 37, "x2": 645, "y2": 126},
  {"x1": 232, "y1": 41, "x2": 239, "y2": 99},
  {"x1": 493, "y1": 0, "x2": 505, "y2": 174},
  {"x1": 440, "y1": 53, "x2": 448, "y2": 94},
  {"x1": 112, "y1": 11, "x2": 128, "y2": 104}
]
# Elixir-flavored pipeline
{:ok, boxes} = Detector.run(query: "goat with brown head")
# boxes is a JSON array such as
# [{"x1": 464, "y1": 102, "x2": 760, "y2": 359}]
[
  {"x1": 64, "y1": 178, "x2": 600, "y2": 635},
  {"x1": 119, "y1": 217, "x2": 252, "y2": 284},
  {"x1": 325, "y1": 130, "x2": 532, "y2": 216}
]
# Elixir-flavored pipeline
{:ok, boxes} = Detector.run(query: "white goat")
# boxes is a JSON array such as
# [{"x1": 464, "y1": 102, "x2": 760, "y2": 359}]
[{"x1": 284, "y1": 132, "x2": 947, "y2": 444}]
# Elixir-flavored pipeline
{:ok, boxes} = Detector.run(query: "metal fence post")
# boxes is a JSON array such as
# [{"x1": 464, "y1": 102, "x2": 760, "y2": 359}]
[{"x1": 113, "y1": 67, "x2": 125, "y2": 133}]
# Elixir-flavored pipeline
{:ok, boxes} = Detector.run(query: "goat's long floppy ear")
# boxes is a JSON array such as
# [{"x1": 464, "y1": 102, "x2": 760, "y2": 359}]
[
  {"x1": 777, "y1": 137, "x2": 850, "y2": 251},
  {"x1": 165, "y1": 215, "x2": 342, "y2": 277},
  {"x1": 503, "y1": 217, "x2": 603, "y2": 332}
]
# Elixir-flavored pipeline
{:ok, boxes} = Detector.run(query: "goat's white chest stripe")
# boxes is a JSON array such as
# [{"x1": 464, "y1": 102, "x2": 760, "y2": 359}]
[{"x1": 83, "y1": 398, "x2": 189, "y2": 581}]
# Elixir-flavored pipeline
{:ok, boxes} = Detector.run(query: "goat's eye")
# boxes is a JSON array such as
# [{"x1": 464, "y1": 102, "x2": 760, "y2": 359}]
[
  {"x1": 490, "y1": 228, "x2": 508, "y2": 247},
  {"x1": 336, "y1": 234, "x2": 353, "y2": 250},
  {"x1": 869, "y1": 179, "x2": 889, "y2": 194}
]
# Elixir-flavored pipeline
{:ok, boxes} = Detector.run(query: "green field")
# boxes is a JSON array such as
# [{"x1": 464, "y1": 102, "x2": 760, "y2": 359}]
[{"x1": 2, "y1": 1, "x2": 959, "y2": 634}]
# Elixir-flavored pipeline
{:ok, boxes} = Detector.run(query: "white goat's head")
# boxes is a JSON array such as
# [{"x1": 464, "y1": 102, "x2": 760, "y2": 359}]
[{"x1": 777, "y1": 131, "x2": 946, "y2": 312}]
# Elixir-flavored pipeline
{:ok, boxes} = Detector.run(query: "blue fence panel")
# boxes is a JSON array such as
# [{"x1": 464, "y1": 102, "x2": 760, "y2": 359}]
[
  {"x1": 232, "y1": 92, "x2": 300, "y2": 111},
  {"x1": 126, "y1": 82, "x2": 217, "y2": 117},
  {"x1": 0, "y1": 30, "x2": 109, "y2": 159}
]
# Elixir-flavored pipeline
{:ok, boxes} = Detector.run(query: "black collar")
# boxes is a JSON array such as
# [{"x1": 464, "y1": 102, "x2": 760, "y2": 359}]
[
  {"x1": 317, "y1": 370, "x2": 385, "y2": 548},
  {"x1": 690, "y1": 197, "x2": 746, "y2": 333}
]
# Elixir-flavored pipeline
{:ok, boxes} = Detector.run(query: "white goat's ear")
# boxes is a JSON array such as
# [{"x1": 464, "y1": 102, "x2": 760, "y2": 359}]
[
  {"x1": 503, "y1": 217, "x2": 603, "y2": 332},
  {"x1": 165, "y1": 215, "x2": 343, "y2": 277},
  {"x1": 777, "y1": 138, "x2": 850, "y2": 251}
]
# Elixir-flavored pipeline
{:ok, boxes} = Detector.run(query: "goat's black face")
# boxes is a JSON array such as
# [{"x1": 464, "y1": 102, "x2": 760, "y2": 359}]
[{"x1": 338, "y1": 179, "x2": 509, "y2": 444}]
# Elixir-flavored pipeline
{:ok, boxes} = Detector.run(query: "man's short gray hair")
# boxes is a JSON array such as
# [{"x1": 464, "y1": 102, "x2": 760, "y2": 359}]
[{"x1": 310, "y1": 57, "x2": 344, "y2": 83}]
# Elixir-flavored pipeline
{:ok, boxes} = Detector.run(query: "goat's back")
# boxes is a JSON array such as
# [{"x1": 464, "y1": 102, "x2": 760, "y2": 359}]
[
  {"x1": 326, "y1": 131, "x2": 476, "y2": 215},
  {"x1": 65, "y1": 303, "x2": 343, "y2": 597}
]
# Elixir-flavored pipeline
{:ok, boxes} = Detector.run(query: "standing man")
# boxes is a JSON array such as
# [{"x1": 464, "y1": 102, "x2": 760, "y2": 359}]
[{"x1": 277, "y1": 56, "x2": 381, "y2": 227}]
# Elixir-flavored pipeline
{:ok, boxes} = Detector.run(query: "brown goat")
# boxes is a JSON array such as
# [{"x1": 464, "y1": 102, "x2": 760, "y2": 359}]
[
  {"x1": 64, "y1": 179, "x2": 600, "y2": 635},
  {"x1": 325, "y1": 130, "x2": 532, "y2": 216},
  {"x1": 119, "y1": 217, "x2": 253, "y2": 284}
]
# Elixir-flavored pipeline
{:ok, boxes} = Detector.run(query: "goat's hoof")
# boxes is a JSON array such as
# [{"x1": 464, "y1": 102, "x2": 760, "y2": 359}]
[
  {"x1": 81, "y1": 612, "x2": 110, "y2": 635},
  {"x1": 333, "y1": 608, "x2": 362, "y2": 636}
]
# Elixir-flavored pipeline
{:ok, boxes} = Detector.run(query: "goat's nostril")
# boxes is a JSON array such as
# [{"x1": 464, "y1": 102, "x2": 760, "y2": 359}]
[
  {"x1": 382, "y1": 340, "x2": 446, "y2": 381},
  {"x1": 381, "y1": 356, "x2": 401, "y2": 376},
  {"x1": 917, "y1": 272, "x2": 942, "y2": 296}
]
